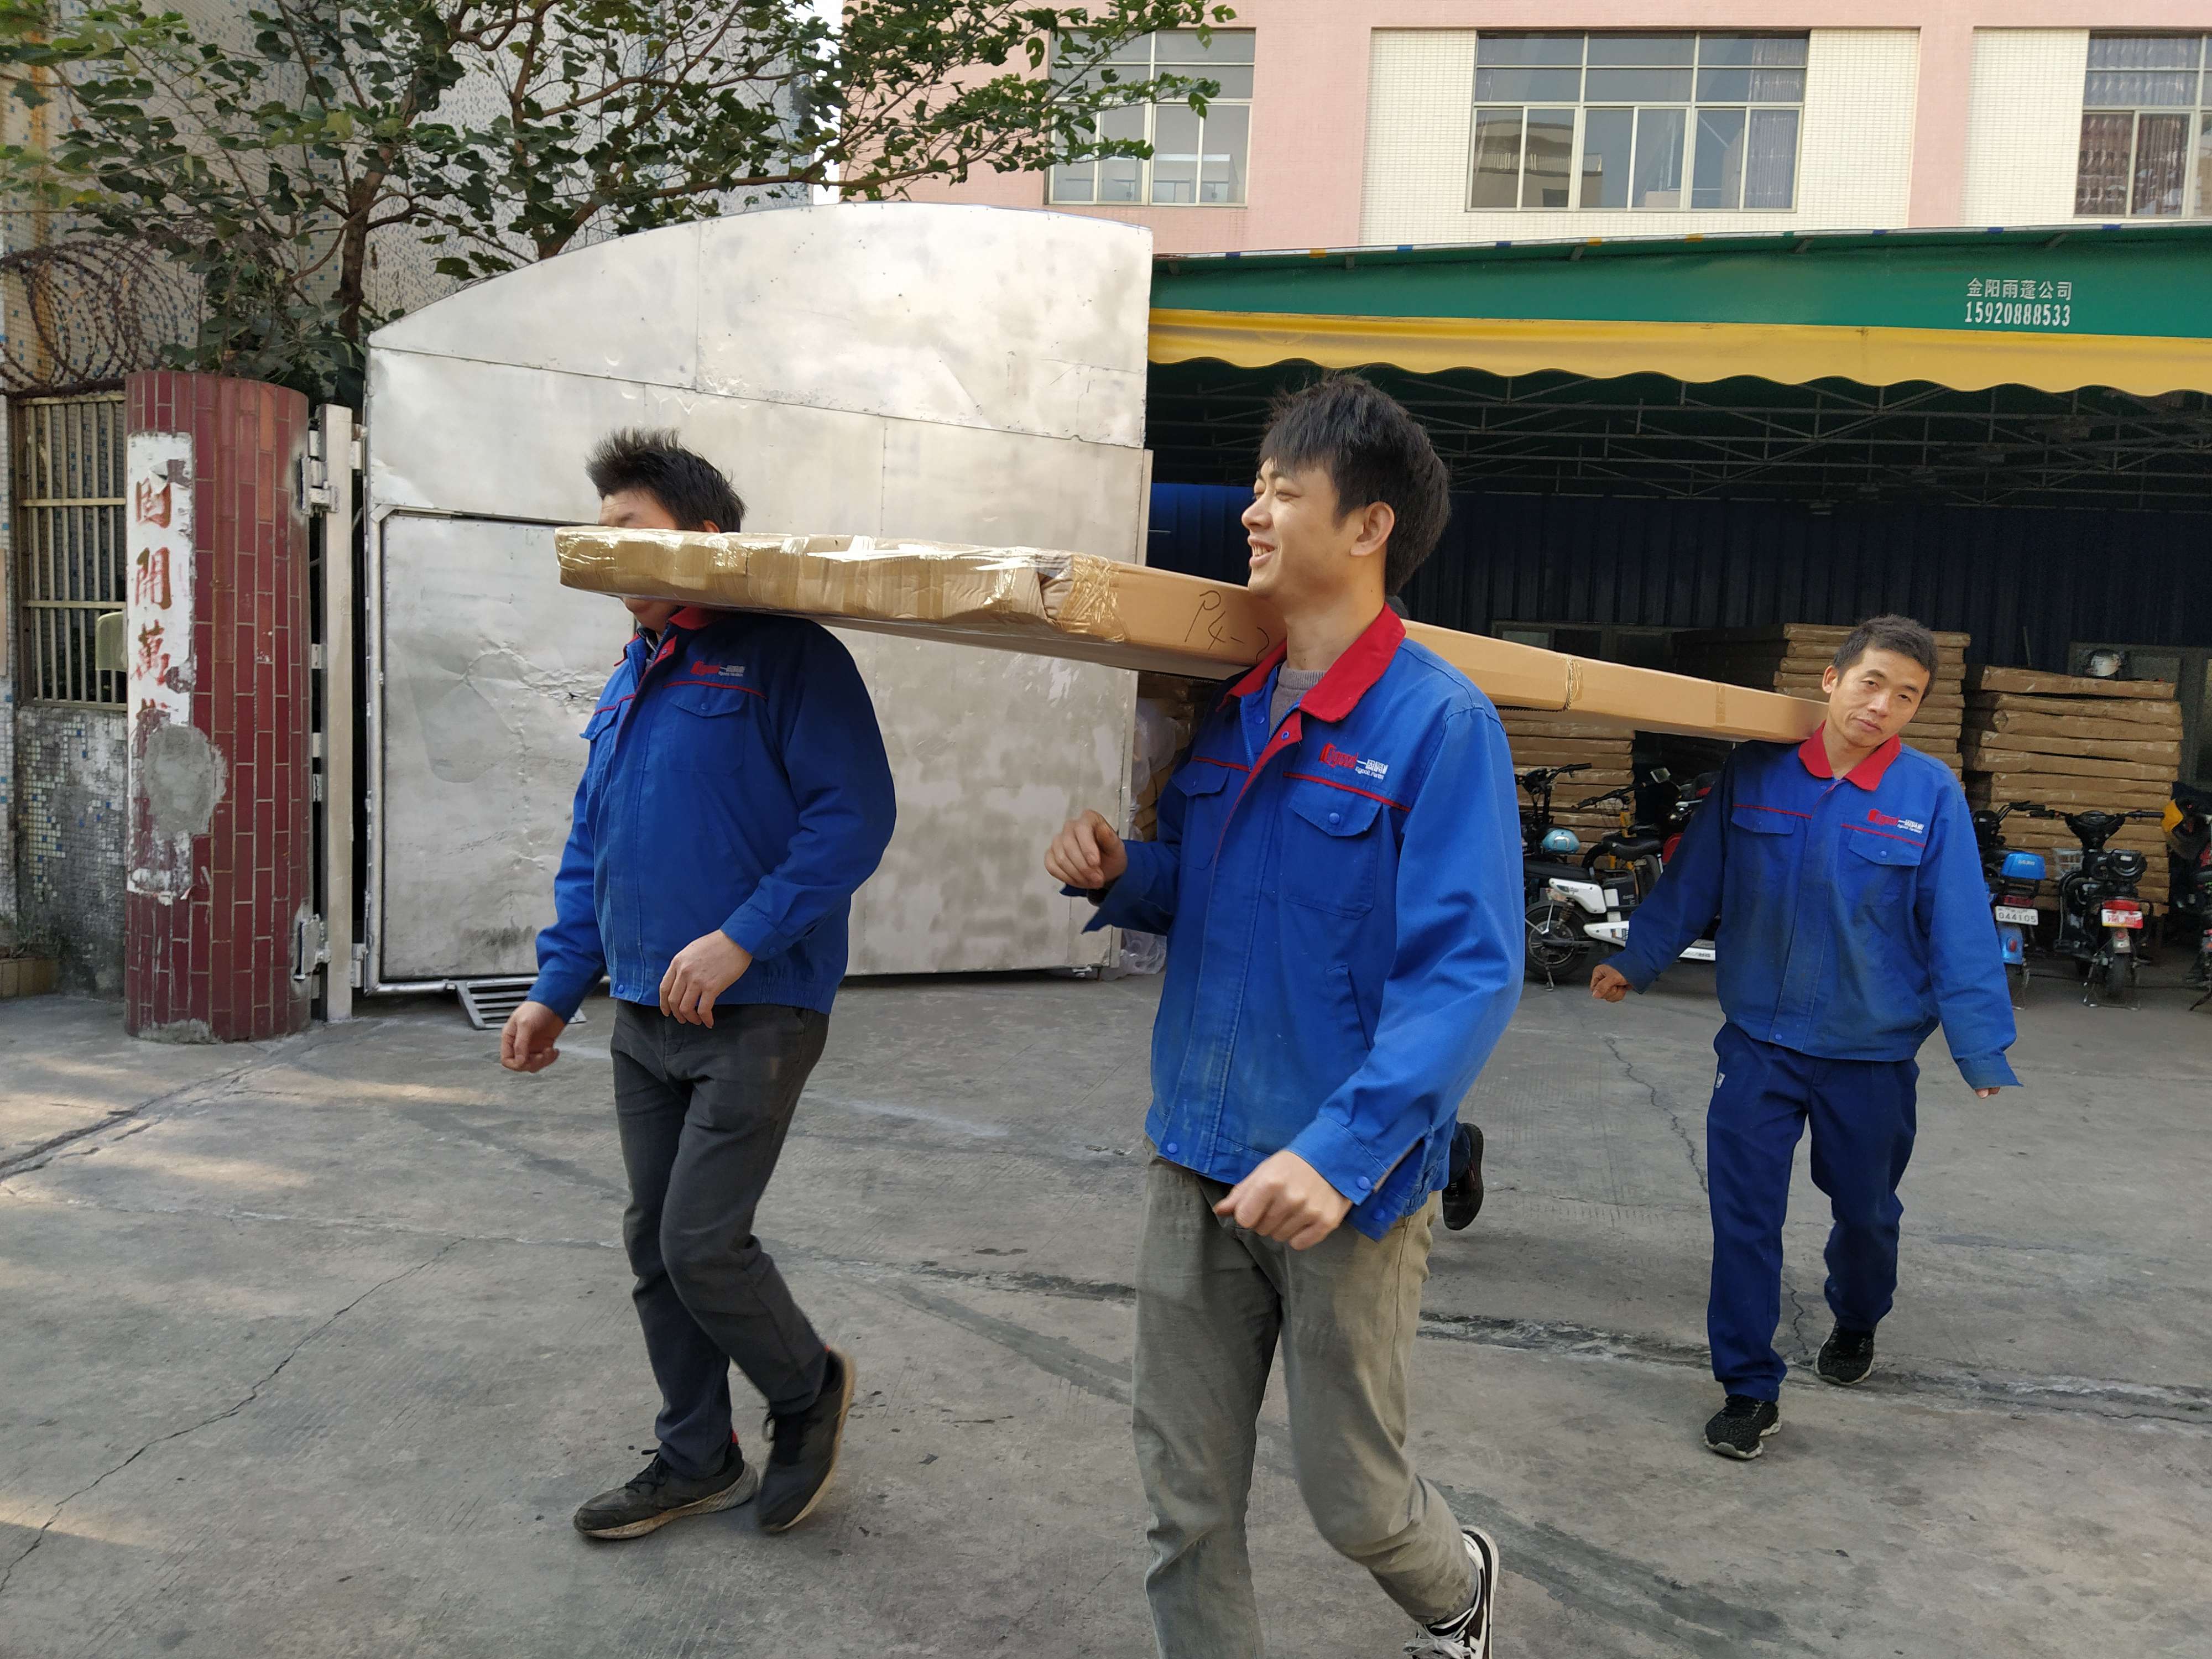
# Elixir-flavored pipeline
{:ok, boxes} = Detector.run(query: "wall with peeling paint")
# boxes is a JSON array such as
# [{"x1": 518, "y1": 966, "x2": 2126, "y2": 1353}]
[{"x1": 15, "y1": 705, "x2": 129, "y2": 992}]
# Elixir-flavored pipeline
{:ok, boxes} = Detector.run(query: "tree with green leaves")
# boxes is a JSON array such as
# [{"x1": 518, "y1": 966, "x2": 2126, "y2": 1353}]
[{"x1": 0, "y1": 0, "x2": 1232, "y2": 401}]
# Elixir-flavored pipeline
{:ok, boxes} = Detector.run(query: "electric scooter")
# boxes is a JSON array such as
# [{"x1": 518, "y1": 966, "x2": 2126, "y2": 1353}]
[
  {"x1": 2023, "y1": 805, "x2": 2162, "y2": 1008},
  {"x1": 1974, "y1": 801, "x2": 2045, "y2": 1005}
]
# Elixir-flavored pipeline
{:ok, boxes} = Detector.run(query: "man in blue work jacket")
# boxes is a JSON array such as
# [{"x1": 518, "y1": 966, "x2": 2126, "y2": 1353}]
[
  {"x1": 1045, "y1": 378, "x2": 1523, "y2": 1659},
  {"x1": 1592, "y1": 614, "x2": 2017, "y2": 1460},
  {"x1": 501, "y1": 430, "x2": 896, "y2": 1537}
]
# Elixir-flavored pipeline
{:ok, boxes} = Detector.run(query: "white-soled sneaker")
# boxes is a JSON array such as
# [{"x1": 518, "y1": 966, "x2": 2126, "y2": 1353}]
[{"x1": 1404, "y1": 1526, "x2": 1497, "y2": 1658}]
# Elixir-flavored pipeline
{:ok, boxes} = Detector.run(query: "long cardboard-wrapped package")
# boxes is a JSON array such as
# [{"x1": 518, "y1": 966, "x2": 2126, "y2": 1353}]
[{"x1": 556, "y1": 528, "x2": 1825, "y2": 743}]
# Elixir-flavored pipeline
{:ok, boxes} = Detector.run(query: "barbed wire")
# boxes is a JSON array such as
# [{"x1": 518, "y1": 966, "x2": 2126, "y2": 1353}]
[{"x1": 1, "y1": 236, "x2": 201, "y2": 397}]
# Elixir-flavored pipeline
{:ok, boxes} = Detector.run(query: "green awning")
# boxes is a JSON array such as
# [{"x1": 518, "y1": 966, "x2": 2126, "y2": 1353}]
[{"x1": 1149, "y1": 224, "x2": 2212, "y2": 397}]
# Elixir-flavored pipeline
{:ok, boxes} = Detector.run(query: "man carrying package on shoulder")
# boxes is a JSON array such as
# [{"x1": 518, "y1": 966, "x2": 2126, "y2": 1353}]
[
  {"x1": 1045, "y1": 378, "x2": 1524, "y2": 1659},
  {"x1": 1590, "y1": 614, "x2": 2017, "y2": 1460},
  {"x1": 502, "y1": 430, "x2": 895, "y2": 1539}
]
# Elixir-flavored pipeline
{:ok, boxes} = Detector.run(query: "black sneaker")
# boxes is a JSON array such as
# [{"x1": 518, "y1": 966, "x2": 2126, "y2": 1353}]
[
  {"x1": 572, "y1": 1442, "x2": 758, "y2": 1540},
  {"x1": 1703, "y1": 1394, "x2": 1781, "y2": 1460},
  {"x1": 758, "y1": 1345, "x2": 856, "y2": 1533},
  {"x1": 1816, "y1": 1325, "x2": 1876, "y2": 1386},
  {"x1": 1441, "y1": 1124, "x2": 1485, "y2": 1232},
  {"x1": 1405, "y1": 1526, "x2": 1498, "y2": 1658}
]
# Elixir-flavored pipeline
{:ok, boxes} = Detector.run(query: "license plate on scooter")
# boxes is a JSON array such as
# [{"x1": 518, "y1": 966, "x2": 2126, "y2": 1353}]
[
  {"x1": 1994, "y1": 905, "x2": 2039, "y2": 925},
  {"x1": 2101, "y1": 907, "x2": 2143, "y2": 928}
]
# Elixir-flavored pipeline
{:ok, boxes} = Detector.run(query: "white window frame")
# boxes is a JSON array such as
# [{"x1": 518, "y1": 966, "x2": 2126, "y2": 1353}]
[
  {"x1": 1047, "y1": 30, "x2": 1255, "y2": 210},
  {"x1": 2076, "y1": 33, "x2": 2211, "y2": 219},
  {"x1": 1466, "y1": 32, "x2": 1807, "y2": 215}
]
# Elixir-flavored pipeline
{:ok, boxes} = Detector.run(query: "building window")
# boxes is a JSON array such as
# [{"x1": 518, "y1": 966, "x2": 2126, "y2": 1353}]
[
  {"x1": 13, "y1": 392, "x2": 128, "y2": 708},
  {"x1": 2076, "y1": 34, "x2": 2210, "y2": 218},
  {"x1": 1050, "y1": 30, "x2": 1253, "y2": 207},
  {"x1": 1470, "y1": 32, "x2": 1805, "y2": 212}
]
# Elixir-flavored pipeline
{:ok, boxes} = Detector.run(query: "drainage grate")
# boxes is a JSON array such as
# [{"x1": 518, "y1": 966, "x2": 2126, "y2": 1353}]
[{"x1": 456, "y1": 979, "x2": 586, "y2": 1032}]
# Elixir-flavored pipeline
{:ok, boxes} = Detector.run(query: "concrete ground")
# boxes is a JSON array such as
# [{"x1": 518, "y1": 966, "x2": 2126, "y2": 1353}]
[{"x1": 1, "y1": 963, "x2": 2207, "y2": 1659}]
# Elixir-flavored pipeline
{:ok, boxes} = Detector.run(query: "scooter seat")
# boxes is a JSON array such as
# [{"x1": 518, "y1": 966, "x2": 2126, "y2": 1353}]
[{"x1": 1599, "y1": 836, "x2": 1666, "y2": 859}]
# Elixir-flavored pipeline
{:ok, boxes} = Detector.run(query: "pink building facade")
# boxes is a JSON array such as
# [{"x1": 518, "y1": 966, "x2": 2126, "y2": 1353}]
[{"x1": 925, "y1": 3, "x2": 2212, "y2": 252}]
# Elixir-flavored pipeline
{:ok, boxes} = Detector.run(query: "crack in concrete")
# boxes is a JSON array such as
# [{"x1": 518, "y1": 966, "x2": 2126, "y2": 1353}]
[
  {"x1": 1603, "y1": 1034, "x2": 1707, "y2": 1194},
  {"x1": 0, "y1": 1237, "x2": 462, "y2": 1602},
  {"x1": 1780, "y1": 1269, "x2": 1815, "y2": 1366}
]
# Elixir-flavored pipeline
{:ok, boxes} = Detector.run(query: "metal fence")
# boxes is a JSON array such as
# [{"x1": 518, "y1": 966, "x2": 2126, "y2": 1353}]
[{"x1": 12, "y1": 390, "x2": 127, "y2": 707}]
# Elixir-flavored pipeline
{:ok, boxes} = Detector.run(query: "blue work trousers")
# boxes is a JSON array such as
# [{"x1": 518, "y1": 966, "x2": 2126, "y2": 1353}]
[{"x1": 1707, "y1": 1025, "x2": 1919, "y2": 1400}]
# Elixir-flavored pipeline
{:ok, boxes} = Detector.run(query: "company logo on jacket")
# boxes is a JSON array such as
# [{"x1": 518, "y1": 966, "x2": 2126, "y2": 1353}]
[
  {"x1": 1320, "y1": 741, "x2": 1390, "y2": 781},
  {"x1": 1868, "y1": 808, "x2": 1927, "y2": 835}
]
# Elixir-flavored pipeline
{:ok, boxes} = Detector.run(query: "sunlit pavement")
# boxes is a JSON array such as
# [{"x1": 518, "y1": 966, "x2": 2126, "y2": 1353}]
[{"x1": 2, "y1": 964, "x2": 2207, "y2": 1657}]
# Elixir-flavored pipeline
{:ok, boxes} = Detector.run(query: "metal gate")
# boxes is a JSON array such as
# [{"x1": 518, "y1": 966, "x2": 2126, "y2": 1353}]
[{"x1": 12, "y1": 390, "x2": 127, "y2": 706}]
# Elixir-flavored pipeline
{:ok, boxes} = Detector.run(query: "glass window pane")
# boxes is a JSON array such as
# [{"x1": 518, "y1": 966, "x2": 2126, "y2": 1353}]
[
  {"x1": 1157, "y1": 28, "x2": 1253, "y2": 64},
  {"x1": 2087, "y1": 33, "x2": 2201, "y2": 70},
  {"x1": 1469, "y1": 107, "x2": 1525, "y2": 208},
  {"x1": 1744, "y1": 107, "x2": 1799, "y2": 208},
  {"x1": 1050, "y1": 159, "x2": 1095, "y2": 204},
  {"x1": 1631, "y1": 106, "x2": 1687, "y2": 207},
  {"x1": 1149, "y1": 102, "x2": 1200, "y2": 204},
  {"x1": 2086, "y1": 70, "x2": 2199, "y2": 105},
  {"x1": 1474, "y1": 66, "x2": 1582, "y2": 101},
  {"x1": 1699, "y1": 33, "x2": 1808, "y2": 68},
  {"x1": 1586, "y1": 67, "x2": 1694, "y2": 101},
  {"x1": 1580, "y1": 107, "x2": 1633, "y2": 207},
  {"x1": 1098, "y1": 103, "x2": 1146, "y2": 202},
  {"x1": 2132, "y1": 111, "x2": 2189, "y2": 213},
  {"x1": 1199, "y1": 102, "x2": 1248, "y2": 204},
  {"x1": 1749, "y1": 67, "x2": 1805, "y2": 102},
  {"x1": 1697, "y1": 68, "x2": 1751, "y2": 101},
  {"x1": 1104, "y1": 33, "x2": 1152, "y2": 64},
  {"x1": 1693, "y1": 107, "x2": 1746, "y2": 208},
  {"x1": 1523, "y1": 108, "x2": 1575, "y2": 207},
  {"x1": 2198, "y1": 116, "x2": 2212, "y2": 216},
  {"x1": 1478, "y1": 33, "x2": 1585, "y2": 66},
  {"x1": 1589, "y1": 33, "x2": 1694, "y2": 66},
  {"x1": 2077, "y1": 110, "x2": 2134, "y2": 213},
  {"x1": 1197, "y1": 65, "x2": 1254, "y2": 99}
]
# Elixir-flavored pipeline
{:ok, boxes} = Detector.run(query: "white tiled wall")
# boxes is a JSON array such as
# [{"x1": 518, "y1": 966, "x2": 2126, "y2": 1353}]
[
  {"x1": 1960, "y1": 29, "x2": 2089, "y2": 227},
  {"x1": 1360, "y1": 28, "x2": 1918, "y2": 244}
]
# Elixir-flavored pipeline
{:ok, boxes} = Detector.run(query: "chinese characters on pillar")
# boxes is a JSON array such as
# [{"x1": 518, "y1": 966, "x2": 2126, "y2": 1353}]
[{"x1": 126, "y1": 432, "x2": 194, "y2": 725}]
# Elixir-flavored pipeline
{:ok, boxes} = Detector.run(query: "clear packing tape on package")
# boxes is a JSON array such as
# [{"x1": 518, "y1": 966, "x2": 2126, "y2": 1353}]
[{"x1": 556, "y1": 527, "x2": 1825, "y2": 742}]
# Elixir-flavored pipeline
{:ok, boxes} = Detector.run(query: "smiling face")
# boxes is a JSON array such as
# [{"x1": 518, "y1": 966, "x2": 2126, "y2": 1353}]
[
  {"x1": 1239, "y1": 459, "x2": 1391, "y2": 612},
  {"x1": 1821, "y1": 646, "x2": 1931, "y2": 754}
]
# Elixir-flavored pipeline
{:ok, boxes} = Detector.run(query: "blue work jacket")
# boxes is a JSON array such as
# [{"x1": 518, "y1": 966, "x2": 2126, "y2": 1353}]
[
  {"x1": 1613, "y1": 733, "x2": 2019, "y2": 1088},
  {"x1": 1089, "y1": 608, "x2": 1525, "y2": 1240},
  {"x1": 528, "y1": 606, "x2": 896, "y2": 1020}
]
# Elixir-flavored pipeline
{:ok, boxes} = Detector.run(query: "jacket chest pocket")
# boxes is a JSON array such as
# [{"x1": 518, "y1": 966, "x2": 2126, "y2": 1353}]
[
  {"x1": 657, "y1": 683, "x2": 763, "y2": 773},
  {"x1": 580, "y1": 705, "x2": 620, "y2": 787},
  {"x1": 1171, "y1": 760, "x2": 1237, "y2": 866},
  {"x1": 1839, "y1": 826, "x2": 1924, "y2": 904},
  {"x1": 1281, "y1": 785, "x2": 1385, "y2": 916}
]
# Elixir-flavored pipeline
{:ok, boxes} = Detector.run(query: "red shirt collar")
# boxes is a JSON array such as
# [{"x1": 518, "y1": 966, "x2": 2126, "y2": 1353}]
[
  {"x1": 1798, "y1": 729, "x2": 1903, "y2": 790},
  {"x1": 667, "y1": 604, "x2": 719, "y2": 631},
  {"x1": 1225, "y1": 606, "x2": 1406, "y2": 721}
]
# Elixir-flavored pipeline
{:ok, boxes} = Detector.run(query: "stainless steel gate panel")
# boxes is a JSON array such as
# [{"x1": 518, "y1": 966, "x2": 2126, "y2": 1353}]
[{"x1": 363, "y1": 205, "x2": 1152, "y2": 988}]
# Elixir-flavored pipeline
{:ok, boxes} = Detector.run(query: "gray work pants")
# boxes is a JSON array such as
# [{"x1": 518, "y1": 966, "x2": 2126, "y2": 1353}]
[
  {"x1": 611, "y1": 999, "x2": 830, "y2": 1478},
  {"x1": 1132, "y1": 1151, "x2": 1473, "y2": 1658}
]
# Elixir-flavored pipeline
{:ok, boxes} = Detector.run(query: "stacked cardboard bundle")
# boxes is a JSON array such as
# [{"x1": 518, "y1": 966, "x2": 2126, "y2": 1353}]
[
  {"x1": 1671, "y1": 624, "x2": 1970, "y2": 775},
  {"x1": 1963, "y1": 667, "x2": 2182, "y2": 907},
  {"x1": 1501, "y1": 712, "x2": 1636, "y2": 841}
]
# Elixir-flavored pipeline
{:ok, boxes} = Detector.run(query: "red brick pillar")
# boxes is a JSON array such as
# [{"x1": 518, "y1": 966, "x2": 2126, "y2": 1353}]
[{"x1": 124, "y1": 373, "x2": 314, "y2": 1041}]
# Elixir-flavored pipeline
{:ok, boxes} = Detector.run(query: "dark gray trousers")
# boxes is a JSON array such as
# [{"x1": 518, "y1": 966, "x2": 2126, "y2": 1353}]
[{"x1": 611, "y1": 999, "x2": 830, "y2": 1478}]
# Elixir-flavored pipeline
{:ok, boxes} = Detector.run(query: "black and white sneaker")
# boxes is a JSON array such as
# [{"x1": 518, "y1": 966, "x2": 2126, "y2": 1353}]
[
  {"x1": 572, "y1": 1442, "x2": 758, "y2": 1539},
  {"x1": 1815, "y1": 1326, "x2": 1875, "y2": 1386},
  {"x1": 1703, "y1": 1394, "x2": 1781, "y2": 1460},
  {"x1": 1404, "y1": 1526, "x2": 1497, "y2": 1658},
  {"x1": 1441, "y1": 1124, "x2": 1485, "y2": 1232}
]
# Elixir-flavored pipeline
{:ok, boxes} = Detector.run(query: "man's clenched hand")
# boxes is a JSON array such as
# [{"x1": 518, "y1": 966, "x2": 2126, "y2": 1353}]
[
  {"x1": 501, "y1": 1000, "x2": 568, "y2": 1072},
  {"x1": 659, "y1": 930, "x2": 753, "y2": 1026},
  {"x1": 1214, "y1": 1150, "x2": 1353, "y2": 1250},
  {"x1": 1044, "y1": 810, "x2": 1128, "y2": 891},
  {"x1": 1589, "y1": 963, "x2": 1631, "y2": 1003}
]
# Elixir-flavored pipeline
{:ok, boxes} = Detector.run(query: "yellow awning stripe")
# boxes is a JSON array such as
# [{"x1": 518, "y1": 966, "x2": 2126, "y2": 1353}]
[{"x1": 1147, "y1": 308, "x2": 2212, "y2": 398}]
